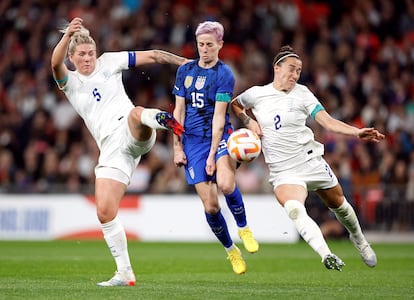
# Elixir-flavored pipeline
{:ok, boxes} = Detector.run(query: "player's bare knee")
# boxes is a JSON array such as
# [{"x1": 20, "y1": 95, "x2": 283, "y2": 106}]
[
  {"x1": 218, "y1": 183, "x2": 233, "y2": 195},
  {"x1": 97, "y1": 208, "x2": 116, "y2": 224},
  {"x1": 204, "y1": 203, "x2": 220, "y2": 215},
  {"x1": 129, "y1": 106, "x2": 153, "y2": 140},
  {"x1": 217, "y1": 179, "x2": 234, "y2": 195},
  {"x1": 129, "y1": 106, "x2": 144, "y2": 124},
  {"x1": 284, "y1": 200, "x2": 305, "y2": 220}
]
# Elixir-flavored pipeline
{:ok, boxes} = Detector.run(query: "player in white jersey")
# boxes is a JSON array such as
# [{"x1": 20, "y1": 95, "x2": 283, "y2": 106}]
[
  {"x1": 231, "y1": 45, "x2": 385, "y2": 271},
  {"x1": 51, "y1": 17, "x2": 186, "y2": 286}
]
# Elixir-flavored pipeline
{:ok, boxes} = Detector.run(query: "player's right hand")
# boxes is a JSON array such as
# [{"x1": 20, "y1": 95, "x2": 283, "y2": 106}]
[
  {"x1": 247, "y1": 119, "x2": 263, "y2": 137},
  {"x1": 173, "y1": 149, "x2": 187, "y2": 167}
]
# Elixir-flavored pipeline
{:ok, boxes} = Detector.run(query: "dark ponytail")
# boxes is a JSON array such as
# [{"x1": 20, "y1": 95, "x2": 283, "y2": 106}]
[{"x1": 272, "y1": 45, "x2": 299, "y2": 66}]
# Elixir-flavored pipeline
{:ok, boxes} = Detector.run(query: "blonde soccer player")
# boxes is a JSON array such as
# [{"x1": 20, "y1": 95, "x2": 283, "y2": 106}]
[{"x1": 51, "y1": 17, "x2": 186, "y2": 286}]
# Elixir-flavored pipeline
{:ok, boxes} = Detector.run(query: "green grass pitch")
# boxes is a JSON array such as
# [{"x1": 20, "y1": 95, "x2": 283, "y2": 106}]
[{"x1": 0, "y1": 240, "x2": 413, "y2": 299}]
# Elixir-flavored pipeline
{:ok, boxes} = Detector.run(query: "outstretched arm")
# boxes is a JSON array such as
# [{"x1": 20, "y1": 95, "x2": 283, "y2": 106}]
[
  {"x1": 51, "y1": 17, "x2": 84, "y2": 86},
  {"x1": 134, "y1": 50, "x2": 190, "y2": 67},
  {"x1": 315, "y1": 110, "x2": 385, "y2": 142}
]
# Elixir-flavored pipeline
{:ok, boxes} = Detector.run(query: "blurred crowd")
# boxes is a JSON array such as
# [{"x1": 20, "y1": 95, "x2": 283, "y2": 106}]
[{"x1": 1, "y1": 0, "x2": 414, "y2": 228}]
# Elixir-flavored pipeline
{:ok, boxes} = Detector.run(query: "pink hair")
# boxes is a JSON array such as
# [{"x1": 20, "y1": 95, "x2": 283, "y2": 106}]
[{"x1": 195, "y1": 21, "x2": 224, "y2": 42}]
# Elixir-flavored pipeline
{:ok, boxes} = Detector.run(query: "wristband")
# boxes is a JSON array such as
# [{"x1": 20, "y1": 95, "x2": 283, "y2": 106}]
[{"x1": 55, "y1": 75, "x2": 68, "y2": 84}]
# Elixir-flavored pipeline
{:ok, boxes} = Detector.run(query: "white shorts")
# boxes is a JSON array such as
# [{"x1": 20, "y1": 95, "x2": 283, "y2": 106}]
[
  {"x1": 95, "y1": 119, "x2": 156, "y2": 185},
  {"x1": 268, "y1": 156, "x2": 338, "y2": 191}
]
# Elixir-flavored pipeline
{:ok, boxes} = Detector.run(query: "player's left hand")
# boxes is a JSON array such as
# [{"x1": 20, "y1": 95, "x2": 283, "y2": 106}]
[
  {"x1": 205, "y1": 156, "x2": 216, "y2": 176},
  {"x1": 357, "y1": 128, "x2": 385, "y2": 142}
]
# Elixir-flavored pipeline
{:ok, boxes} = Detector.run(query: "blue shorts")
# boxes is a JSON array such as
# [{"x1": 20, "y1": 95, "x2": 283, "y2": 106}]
[{"x1": 183, "y1": 133, "x2": 230, "y2": 185}]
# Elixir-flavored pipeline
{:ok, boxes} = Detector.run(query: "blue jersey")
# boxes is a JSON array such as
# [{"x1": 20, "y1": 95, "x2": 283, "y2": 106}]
[{"x1": 173, "y1": 59, "x2": 235, "y2": 144}]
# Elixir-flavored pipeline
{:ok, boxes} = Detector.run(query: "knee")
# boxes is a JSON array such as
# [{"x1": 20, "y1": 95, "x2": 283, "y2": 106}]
[
  {"x1": 284, "y1": 200, "x2": 306, "y2": 220},
  {"x1": 129, "y1": 106, "x2": 153, "y2": 140},
  {"x1": 96, "y1": 206, "x2": 117, "y2": 224},
  {"x1": 129, "y1": 106, "x2": 144, "y2": 124},
  {"x1": 219, "y1": 185, "x2": 234, "y2": 195},
  {"x1": 217, "y1": 180, "x2": 235, "y2": 195},
  {"x1": 203, "y1": 202, "x2": 220, "y2": 215}
]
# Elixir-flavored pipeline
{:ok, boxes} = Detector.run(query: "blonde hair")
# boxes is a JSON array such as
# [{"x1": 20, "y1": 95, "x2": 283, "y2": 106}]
[{"x1": 60, "y1": 23, "x2": 96, "y2": 55}]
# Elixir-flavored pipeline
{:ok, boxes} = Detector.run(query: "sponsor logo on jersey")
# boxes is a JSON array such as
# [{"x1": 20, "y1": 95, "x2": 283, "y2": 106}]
[{"x1": 195, "y1": 76, "x2": 206, "y2": 90}]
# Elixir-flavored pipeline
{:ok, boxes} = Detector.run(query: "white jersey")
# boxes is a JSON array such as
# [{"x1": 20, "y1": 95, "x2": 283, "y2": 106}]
[
  {"x1": 238, "y1": 83, "x2": 325, "y2": 171},
  {"x1": 62, "y1": 51, "x2": 134, "y2": 148}
]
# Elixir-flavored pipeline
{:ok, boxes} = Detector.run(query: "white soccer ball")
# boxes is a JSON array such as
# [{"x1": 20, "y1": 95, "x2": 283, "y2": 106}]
[{"x1": 227, "y1": 128, "x2": 261, "y2": 163}]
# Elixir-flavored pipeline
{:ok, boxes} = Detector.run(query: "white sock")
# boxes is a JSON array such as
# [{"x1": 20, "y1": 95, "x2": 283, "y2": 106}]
[
  {"x1": 330, "y1": 198, "x2": 365, "y2": 242},
  {"x1": 284, "y1": 200, "x2": 331, "y2": 259},
  {"x1": 101, "y1": 217, "x2": 132, "y2": 272},
  {"x1": 225, "y1": 243, "x2": 237, "y2": 253},
  {"x1": 140, "y1": 108, "x2": 166, "y2": 130}
]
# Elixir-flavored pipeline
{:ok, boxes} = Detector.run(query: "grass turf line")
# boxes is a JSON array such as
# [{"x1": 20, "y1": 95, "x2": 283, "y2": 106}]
[{"x1": 0, "y1": 241, "x2": 413, "y2": 300}]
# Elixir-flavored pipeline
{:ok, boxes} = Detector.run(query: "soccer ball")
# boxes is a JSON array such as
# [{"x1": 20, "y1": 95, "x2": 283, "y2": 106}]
[{"x1": 227, "y1": 128, "x2": 261, "y2": 163}]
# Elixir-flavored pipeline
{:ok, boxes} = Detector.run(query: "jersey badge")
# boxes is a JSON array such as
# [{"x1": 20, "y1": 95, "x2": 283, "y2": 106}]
[
  {"x1": 184, "y1": 76, "x2": 193, "y2": 88},
  {"x1": 195, "y1": 76, "x2": 206, "y2": 90},
  {"x1": 189, "y1": 166, "x2": 195, "y2": 180},
  {"x1": 102, "y1": 70, "x2": 111, "y2": 79}
]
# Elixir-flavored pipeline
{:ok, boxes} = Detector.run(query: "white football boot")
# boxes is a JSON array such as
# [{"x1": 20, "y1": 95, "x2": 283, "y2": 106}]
[
  {"x1": 350, "y1": 235, "x2": 377, "y2": 267},
  {"x1": 97, "y1": 268, "x2": 136, "y2": 287}
]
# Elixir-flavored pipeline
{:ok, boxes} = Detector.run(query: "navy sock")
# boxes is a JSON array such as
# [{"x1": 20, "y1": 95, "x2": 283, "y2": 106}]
[
  {"x1": 225, "y1": 186, "x2": 247, "y2": 227},
  {"x1": 205, "y1": 210, "x2": 233, "y2": 248}
]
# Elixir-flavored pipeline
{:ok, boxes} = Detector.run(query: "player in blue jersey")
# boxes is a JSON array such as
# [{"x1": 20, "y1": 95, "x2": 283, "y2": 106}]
[
  {"x1": 231, "y1": 45, "x2": 385, "y2": 271},
  {"x1": 51, "y1": 17, "x2": 185, "y2": 286},
  {"x1": 172, "y1": 21, "x2": 259, "y2": 275}
]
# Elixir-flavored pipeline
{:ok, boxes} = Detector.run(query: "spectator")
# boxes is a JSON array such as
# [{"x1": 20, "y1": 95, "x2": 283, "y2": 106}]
[{"x1": 0, "y1": 0, "x2": 411, "y2": 233}]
